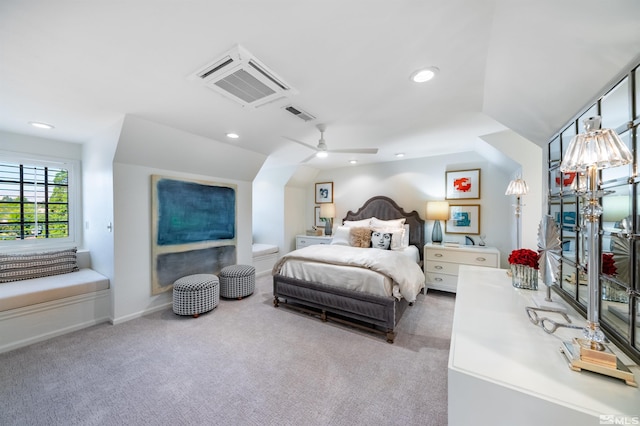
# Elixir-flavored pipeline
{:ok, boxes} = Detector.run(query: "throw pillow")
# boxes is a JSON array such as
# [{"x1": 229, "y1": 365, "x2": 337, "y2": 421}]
[
  {"x1": 370, "y1": 217, "x2": 406, "y2": 229},
  {"x1": 0, "y1": 247, "x2": 79, "y2": 283},
  {"x1": 343, "y1": 218, "x2": 372, "y2": 228},
  {"x1": 349, "y1": 227, "x2": 372, "y2": 248},
  {"x1": 371, "y1": 231, "x2": 392, "y2": 250},
  {"x1": 330, "y1": 226, "x2": 351, "y2": 246}
]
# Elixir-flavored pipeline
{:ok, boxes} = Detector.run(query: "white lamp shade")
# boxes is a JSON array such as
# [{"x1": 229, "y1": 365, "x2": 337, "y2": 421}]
[
  {"x1": 320, "y1": 203, "x2": 335, "y2": 218},
  {"x1": 505, "y1": 178, "x2": 529, "y2": 196},
  {"x1": 560, "y1": 116, "x2": 632, "y2": 172},
  {"x1": 426, "y1": 201, "x2": 450, "y2": 221}
]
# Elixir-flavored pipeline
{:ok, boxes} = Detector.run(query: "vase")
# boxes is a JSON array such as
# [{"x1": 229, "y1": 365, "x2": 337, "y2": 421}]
[{"x1": 510, "y1": 264, "x2": 538, "y2": 290}]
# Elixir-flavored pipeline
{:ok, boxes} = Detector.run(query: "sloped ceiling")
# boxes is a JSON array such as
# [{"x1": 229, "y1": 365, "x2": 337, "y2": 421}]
[{"x1": 1, "y1": 0, "x2": 639, "y2": 170}]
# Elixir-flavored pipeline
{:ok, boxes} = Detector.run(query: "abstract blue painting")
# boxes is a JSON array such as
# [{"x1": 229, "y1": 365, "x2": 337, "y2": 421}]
[{"x1": 151, "y1": 175, "x2": 237, "y2": 294}]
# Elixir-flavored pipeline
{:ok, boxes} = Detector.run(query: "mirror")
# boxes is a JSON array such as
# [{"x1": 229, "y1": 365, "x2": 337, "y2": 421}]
[
  {"x1": 561, "y1": 260, "x2": 578, "y2": 299},
  {"x1": 550, "y1": 136, "x2": 561, "y2": 167},
  {"x1": 601, "y1": 131, "x2": 631, "y2": 183},
  {"x1": 601, "y1": 276, "x2": 630, "y2": 340}
]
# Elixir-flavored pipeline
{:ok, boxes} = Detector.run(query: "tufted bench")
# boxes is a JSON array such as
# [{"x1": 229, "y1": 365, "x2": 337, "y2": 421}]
[
  {"x1": 219, "y1": 264, "x2": 255, "y2": 299},
  {"x1": 172, "y1": 274, "x2": 219, "y2": 317}
]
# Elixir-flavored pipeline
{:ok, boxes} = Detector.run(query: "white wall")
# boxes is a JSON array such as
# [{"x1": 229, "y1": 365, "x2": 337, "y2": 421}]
[
  {"x1": 110, "y1": 116, "x2": 262, "y2": 323},
  {"x1": 309, "y1": 152, "x2": 514, "y2": 267}
]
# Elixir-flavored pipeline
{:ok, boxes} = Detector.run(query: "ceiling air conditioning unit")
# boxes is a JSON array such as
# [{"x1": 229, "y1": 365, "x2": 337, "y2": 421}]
[{"x1": 189, "y1": 45, "x2": 298, "y2": 107}]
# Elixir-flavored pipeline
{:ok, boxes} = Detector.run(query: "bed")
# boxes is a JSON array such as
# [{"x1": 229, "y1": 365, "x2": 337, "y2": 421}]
[{"x1": 272, "y1": 196, "x2": 425, "y2": 343}]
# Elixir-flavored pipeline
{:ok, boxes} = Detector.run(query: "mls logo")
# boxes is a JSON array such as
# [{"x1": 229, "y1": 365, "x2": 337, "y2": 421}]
[{"x1": 601, "y1": 415, "x2": 615, "y2": 425}]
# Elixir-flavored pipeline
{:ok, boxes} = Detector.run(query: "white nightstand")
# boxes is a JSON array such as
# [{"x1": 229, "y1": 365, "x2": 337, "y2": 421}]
[
  {"x1": 424, "y1": 243, "x2": 500, "y2": 293},
  {"x1": 296, "y1": 235, "x2": 332, "y2": 249}
]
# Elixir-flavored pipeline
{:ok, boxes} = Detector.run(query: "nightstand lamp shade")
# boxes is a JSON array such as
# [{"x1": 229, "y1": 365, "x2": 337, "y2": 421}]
[
  {"x1": 320, "y1": 203, "x2": 335, "y2": 236},
  {"x1": 426, "y1": 201, "x2": 449, "y2": 244}
]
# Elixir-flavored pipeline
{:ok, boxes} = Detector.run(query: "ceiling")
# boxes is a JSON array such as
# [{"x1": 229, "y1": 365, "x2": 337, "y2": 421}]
[{"x1": 1, "y1": 1, "x2": 639, "y2": 170}]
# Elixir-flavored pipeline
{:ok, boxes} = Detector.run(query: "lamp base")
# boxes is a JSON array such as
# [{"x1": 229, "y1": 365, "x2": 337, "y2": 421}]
[
  {"x1": 431, "y1": 220, "x2": 443, "y2": 244},
  {"x1": 560, "y1": 338, "x2": 637, "y2": 387}
]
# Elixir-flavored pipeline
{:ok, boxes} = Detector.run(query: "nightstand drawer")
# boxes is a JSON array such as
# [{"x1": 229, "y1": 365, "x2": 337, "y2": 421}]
[
  {"x1": 425, "y1": 261, "x2": 459, "y2": 275},
  {"x1": 296, "y1": 235, "x2": 332, "y2": 249},
  {"x1": 426, "y1": 249, "x2": 498, "y2": 268},
  {"x1": 425, "y1": 272, "x2": 458, "y2": 292}
]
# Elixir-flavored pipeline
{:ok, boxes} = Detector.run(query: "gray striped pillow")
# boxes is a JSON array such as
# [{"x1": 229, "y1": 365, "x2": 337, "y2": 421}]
[{"x1": 0, "y1": 248, "x2": 79, "y2": 283}]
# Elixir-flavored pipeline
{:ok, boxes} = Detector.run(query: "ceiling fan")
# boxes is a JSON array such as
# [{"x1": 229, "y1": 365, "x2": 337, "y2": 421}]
[{"x1": 284, "y1": 123, "x2": 378, "y2": 163}]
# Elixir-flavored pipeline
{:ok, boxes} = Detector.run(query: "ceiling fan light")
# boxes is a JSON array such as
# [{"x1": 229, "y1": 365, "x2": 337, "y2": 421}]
[{"x1": 316, "y1": 151, "x2": 328, "y2": 158}]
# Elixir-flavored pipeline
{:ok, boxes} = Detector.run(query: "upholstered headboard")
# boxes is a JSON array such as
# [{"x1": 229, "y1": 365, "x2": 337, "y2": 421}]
[{"x1": 342, "y1": 196, "x2": 425, "y2": 260}]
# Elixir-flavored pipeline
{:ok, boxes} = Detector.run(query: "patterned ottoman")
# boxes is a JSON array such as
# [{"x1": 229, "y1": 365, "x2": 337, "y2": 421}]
[
  {"x1": 219, "y1": 264, "x2": 255, "y2": 299},
  {"x1": 172, "y1": 274, "x2": 219, "y2": 317}
]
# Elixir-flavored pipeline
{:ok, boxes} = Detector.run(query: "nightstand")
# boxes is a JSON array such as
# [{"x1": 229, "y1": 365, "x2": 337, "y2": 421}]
[
  {"x1": 296, "y1": 235, "x2": 333, "y2": 249},
  {"x1": 424, "y1": 243, "x2": 500, "y2": 293}
]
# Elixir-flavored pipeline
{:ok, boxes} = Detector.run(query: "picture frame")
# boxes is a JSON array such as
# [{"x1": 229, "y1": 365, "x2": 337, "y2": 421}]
[
  {"x1": 445, "y1": 204, "x2": 480, "y2": 235},
  {"x1": 315, "y1": 182, "x2": 333, "y2": 203},
  {"x1": 445, "y1": 169, "x2": 480, "y2": 200},
  {"x1": 314, "y1": 206, "x2": 325, "y2": 227}
]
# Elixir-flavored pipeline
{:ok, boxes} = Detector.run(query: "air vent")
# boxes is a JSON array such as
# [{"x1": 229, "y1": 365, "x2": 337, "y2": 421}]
[
  {"x1": 284, "y1": 105, "x2": 316, "y2": 122},
  {"x1": 189, "y1": 45, "x2": 298, "y2": 107}
]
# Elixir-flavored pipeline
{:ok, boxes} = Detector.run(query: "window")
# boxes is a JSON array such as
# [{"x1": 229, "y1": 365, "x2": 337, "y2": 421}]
[{"x1": 0, "y1": 153, "x2": 78, "y2": 248}]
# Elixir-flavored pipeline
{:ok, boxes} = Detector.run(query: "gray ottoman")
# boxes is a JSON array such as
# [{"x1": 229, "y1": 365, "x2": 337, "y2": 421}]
[
  {"x1": 172, "y1": 274, "x2": 219, "y2": 317},
  {"x1": 219, "y1": 264, "x2": 255, "y2": 299}
]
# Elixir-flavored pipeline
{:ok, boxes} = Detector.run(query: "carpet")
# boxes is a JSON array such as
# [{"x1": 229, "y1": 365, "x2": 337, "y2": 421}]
[{"x1": 0, "y1": 275, "x2": 455, "y2": 426}]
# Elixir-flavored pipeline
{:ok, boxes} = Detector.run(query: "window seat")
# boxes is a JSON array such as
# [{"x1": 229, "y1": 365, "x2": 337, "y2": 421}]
[
  {"x1": 0, "y1": 268, "x2": 109, "y2": 311},
  {"x1": 0, "y1": 250, "x2": 110, "y2": 354},
  {"x1": 252, "y1": 243, "x2": 279, "y2": 277}
]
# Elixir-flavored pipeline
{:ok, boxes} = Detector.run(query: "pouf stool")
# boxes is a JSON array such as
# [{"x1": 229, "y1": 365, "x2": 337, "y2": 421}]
[
  {"x1": 172, "y1": 274, "x2": 219, "y2": 317},
  {"x1": 219, "y1": 264, "x2": 255, "y2": 299}
]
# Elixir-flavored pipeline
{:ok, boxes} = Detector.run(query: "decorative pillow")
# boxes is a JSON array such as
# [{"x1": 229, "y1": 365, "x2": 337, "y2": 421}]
[
  {"x1": 371, "y1": 217, "x2": 406, "y2": 229},
  {"x1": 0, "y1": 247, "x2": 79, "y2": 283},
  {"x1": 371, "y1": 231, "x2": 392, "y2": 250},
  {"x1": 349, "y1": 227, "x2": 372, "y2": 248},
  {"x1": 330, "y1": 226, "x2": 351, "y2": 246},
  {"x1": 343, "y1": 218, "x2": 372, "y2": 228},
  {"x1": 390, "y1": 228, "x2": 406, "y2": 250}
]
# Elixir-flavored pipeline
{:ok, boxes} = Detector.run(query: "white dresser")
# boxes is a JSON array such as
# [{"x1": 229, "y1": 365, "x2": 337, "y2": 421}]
[
  {"x1": 295, "y1": 235, "x2": 332, "y2": 249},
  {"x1": 449, "y1": 266, "x2": 639, "y2": 425},
  {"x1": 424, "y1": 243, "x2": 500, "y2": 293}
]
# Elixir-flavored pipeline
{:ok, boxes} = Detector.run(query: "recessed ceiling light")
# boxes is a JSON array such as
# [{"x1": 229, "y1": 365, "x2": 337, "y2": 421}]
[
  {"x1": 395, "y1": 153, "x2": 405, "y2": 158},
  {"x1": 226, "y1": 133, "x2": 239, "y2": 139},
  {"x1": 29, "y1": 121, "x2": 54, "y2": 130},
  {"x1": 410, "y1": 67, "x2": 439, "y2": 83},
  {"x1": 349, "y1": 160, "x2": 358, "y2": 164}
]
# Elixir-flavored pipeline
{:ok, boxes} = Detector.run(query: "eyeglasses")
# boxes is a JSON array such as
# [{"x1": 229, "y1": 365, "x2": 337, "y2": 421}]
[{"x1": 525, "y1": 306, "x2": 584, "y2": 334}]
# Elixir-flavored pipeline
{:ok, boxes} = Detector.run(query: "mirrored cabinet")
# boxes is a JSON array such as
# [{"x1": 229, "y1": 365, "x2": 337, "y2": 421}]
[{"x1": 548, "y1": 60, "x2": 640, "y2": 363}]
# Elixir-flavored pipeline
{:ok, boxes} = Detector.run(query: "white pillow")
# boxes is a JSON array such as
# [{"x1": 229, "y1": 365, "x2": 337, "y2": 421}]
[
  {"x1": 390, "y1": 227, "x2": 406, "y2": 250},
  {"x1": 330, "y1": 226, "x2": 351, "y2": 246},
  {"x1": 371, "y1": 217, "x2": 406, "y2": 229},
  {"x1": 343, "y1": 218, "x2": 372, "y2": 228}
]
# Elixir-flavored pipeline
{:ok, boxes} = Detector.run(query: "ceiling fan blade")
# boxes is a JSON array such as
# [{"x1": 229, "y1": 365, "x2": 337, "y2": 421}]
[
  {"x1": 300, "y1": 153, "x2": 318, "y2": 163},
  {"x1": 327, "y1": 148, "x2": 379, "y2": 154},
  {"x1": 282, "y1": 136, "x2": 318, "y2": 151}
]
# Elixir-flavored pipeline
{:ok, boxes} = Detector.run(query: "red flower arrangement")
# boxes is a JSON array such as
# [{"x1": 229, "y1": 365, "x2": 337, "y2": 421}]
[
  {"x1": 602, "y1": 253, "x2": 617, "y2": 276},
  {"x1": 508, "y1": 248, "x2": 540, "y2": 269}
]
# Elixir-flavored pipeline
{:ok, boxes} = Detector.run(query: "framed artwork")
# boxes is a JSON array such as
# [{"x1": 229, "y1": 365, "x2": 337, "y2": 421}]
[
  {"x1": 150, "y1": 175, "x2": 237, "y2": 295},
  {"x1": 445, "y1": 169, "x2": 480, "y2": 200},
  {"x1": 315, "y1": 182, "x2": 333, "y2": 203},
  {"x1": 314, "y1": 206, "x2": 325, "y2": 227},
  {"x1": 445, "y1": 204, "x2": 480, "y2": 235}
]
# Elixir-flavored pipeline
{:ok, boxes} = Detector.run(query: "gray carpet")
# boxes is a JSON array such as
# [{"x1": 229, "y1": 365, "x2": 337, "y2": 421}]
[{"x1": 0, "y1": 275, "x2": 455, "y2": 426}]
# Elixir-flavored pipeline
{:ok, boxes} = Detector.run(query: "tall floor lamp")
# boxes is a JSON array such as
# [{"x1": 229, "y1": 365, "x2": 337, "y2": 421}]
[
  {"x1": 505, "y1": 177, "x2": 529, "y2": 249},
  {"x1": 559, "y1": 116, "x2": 635, "y2": 384},
  {"x1": 426, "y1": 201, "x2": 449, "y2": 244}
]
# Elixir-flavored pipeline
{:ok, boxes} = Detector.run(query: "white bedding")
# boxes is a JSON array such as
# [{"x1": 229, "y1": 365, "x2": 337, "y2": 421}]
[{"x1": 273, "y1": 245, "x2": 425, "y2": 302}]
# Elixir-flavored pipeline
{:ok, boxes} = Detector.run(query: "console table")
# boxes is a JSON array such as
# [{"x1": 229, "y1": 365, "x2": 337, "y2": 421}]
[{"x1": 449, "y1": 266, "x2": 639, "y2": 426}]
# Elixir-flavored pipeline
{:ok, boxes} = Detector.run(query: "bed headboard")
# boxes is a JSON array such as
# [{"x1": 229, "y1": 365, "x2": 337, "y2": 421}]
[{"x1": 342, "y1": 196, "x2": 425, "y2": 260}]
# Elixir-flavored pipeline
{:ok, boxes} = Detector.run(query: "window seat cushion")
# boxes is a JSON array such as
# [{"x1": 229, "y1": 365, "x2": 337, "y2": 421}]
[
  {"x1": 252, "y1": 243, "x2": 279, "y2": 257},
  {"x1": 0, "y1": 268, "x2": 109, "y2": 311}
]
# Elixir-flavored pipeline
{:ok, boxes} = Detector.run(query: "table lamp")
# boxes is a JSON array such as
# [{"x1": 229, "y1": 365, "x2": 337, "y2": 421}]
[
  {"x1": 320, "y1": 203, "x2": 335, "y2": 236},
  {"x1": 559, "y1": 116, "x2": 636, "y2": 385},
  {"x1": 426, "y1": 201, "x2": 449, "y2": 244}
]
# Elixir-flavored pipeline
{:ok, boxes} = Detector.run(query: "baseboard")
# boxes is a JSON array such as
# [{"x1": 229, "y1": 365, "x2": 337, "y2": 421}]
[{"x1": 110, "y1": 301, "x2": 173, "y2": 325}]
